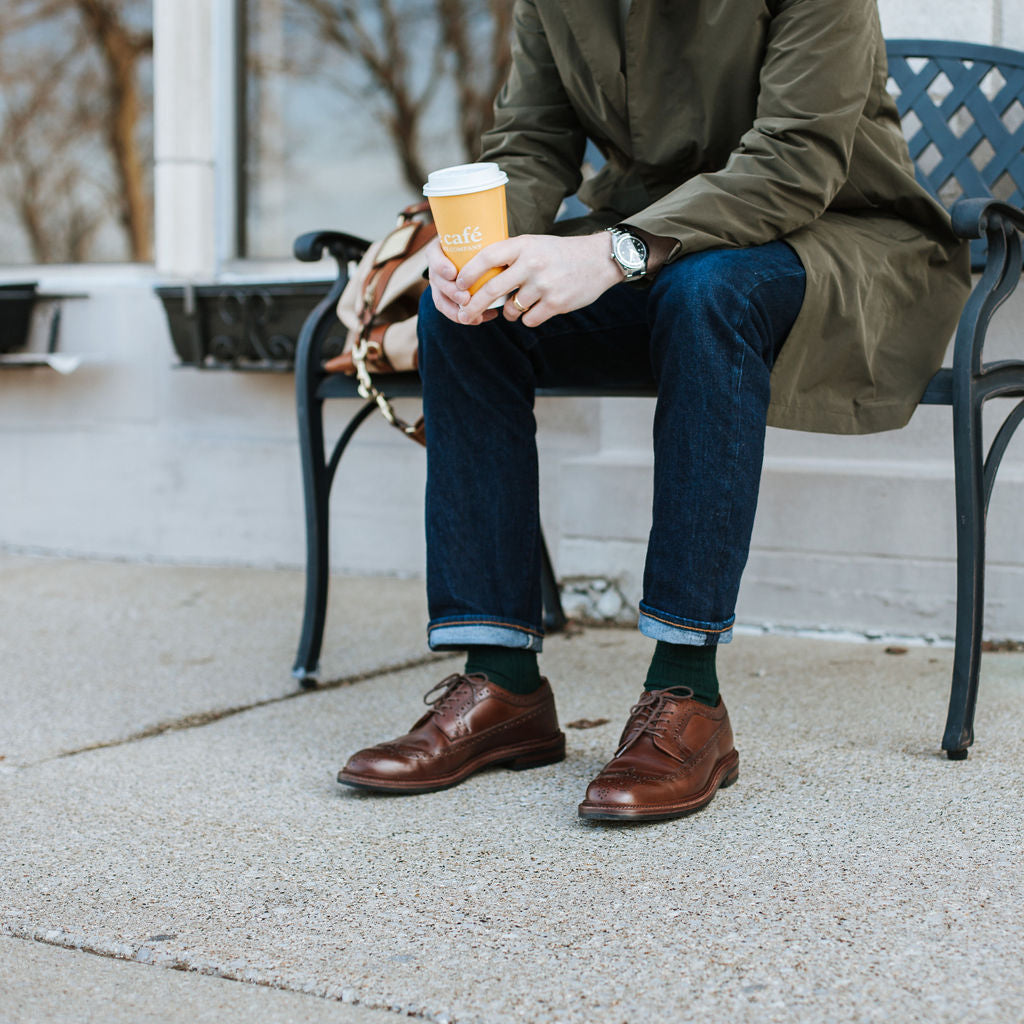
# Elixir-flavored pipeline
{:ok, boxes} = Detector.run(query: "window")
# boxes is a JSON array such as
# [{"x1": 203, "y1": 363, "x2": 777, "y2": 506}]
[
  {"x1": 0, "y1": 2, "x2": 514, "y2": 268},
  {"x1": 243, "y1": 0, "x2": 514, "y2": 258},
  {"x1": 0, "y1": 0, "x2": 153, "y2": 265}
]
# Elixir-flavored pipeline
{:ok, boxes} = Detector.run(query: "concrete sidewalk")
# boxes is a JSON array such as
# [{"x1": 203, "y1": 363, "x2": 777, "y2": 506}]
[{"x1": 1, "y1": 553, "x2": 1022, "y2": 1023}]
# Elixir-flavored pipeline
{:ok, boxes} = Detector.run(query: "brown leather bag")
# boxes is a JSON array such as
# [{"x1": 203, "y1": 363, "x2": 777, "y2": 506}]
[{"x1": 324, "y1": 203, "x2": 434, "y2": 445}]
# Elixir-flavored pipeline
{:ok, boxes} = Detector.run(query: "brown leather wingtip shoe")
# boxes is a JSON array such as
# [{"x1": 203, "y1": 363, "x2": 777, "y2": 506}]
[
  {"x1": 337, "y1": 673, "x2": 566, "y2": 795},
  {"x1": 578, "y1": 688, "x2": 738, "y2": 823}
]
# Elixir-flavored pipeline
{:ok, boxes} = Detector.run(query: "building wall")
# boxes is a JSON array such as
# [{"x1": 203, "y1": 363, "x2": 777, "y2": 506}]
[{"x1": 2, "y1": 0, "x2": 1024, "y2": 640}]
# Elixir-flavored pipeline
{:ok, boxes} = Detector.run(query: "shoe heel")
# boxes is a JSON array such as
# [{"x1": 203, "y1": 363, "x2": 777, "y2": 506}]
[
  {"x1": 719, "y1": 758, "x2": 739, "y2": 789},
  {"x1": 505, "y1": 734, "x2": 566, "y2": 772}
]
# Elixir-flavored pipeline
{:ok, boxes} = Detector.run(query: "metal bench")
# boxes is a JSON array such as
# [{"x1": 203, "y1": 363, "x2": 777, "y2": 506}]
[{"x1": 290, "y1": 40, "x2": 1024, "y2": 759}]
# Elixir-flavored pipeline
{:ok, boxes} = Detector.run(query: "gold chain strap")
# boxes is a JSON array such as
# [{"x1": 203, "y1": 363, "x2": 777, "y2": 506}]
[{"x1": 350, "y1": 336, "x2": 422, "y2": 439}]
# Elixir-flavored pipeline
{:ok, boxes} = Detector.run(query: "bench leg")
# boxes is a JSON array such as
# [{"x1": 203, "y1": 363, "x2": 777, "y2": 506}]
[
  {"x1": 293, "y1": 400, "x2": 379, "y2": 687},
  {"x1": 291, "y1": 272, "x2": 351, "y2": 687},
  {"x1": 298, "y1": 392, "x2": 561, "y2": 676},
  {"x1": 293, "y1": 394, "x2": 331, "y2": 688},
  {"x1": 943, "y1": 393, "x2": 985, "y2": 759}
]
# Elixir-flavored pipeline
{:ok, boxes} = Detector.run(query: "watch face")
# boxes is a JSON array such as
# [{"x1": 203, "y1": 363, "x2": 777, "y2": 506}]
[{"x1": 614, "y1": 232, "x2": 647, "y2": 271}]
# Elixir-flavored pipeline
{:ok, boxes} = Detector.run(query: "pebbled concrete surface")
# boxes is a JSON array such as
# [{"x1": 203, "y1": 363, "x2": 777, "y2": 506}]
[
  {"x1": 0, "y1": 553, "x2": 440, "y2": 765},
  {"x1": 0, "y1": 935, "x2": 398, "y2": 1024},
  {"x1": 2, "y1": 565, "x2": 1023, "y2": 1024}
]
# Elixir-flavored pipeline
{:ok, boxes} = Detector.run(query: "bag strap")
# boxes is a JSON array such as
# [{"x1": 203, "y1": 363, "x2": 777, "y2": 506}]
[
  {"x1": 351, "y1": 339, "x2": 425, "y2": 446},
  {"x1": 350, "y1": 201, "x2": 433, "y2": 446},
  {"x1": 358, "y1": 211, "x2": 436, "y2": 328}
]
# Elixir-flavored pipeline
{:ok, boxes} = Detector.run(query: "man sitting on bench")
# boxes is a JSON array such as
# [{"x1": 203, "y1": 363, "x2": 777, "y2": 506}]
[{"x1": 337, "y1": 0, "x2": 969, "y2": 821}]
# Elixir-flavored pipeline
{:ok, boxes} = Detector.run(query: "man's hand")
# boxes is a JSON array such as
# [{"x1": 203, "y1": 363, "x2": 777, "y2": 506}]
[
  {"x1": 447, "y1": 233, "x2": 625, "y2": 328},
  {"x1": 460, "y1": 233, "x2": 624, "y2": 326},
  {"x1": 426, "y1": 237, "x2": 501, "y2": 325}
]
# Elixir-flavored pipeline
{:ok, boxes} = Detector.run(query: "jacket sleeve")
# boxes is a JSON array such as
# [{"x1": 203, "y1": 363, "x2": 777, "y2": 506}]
[
  {"x1": 477, "y1": 0, "x2": 587, "y2": 235},
  {"x1": 626, "y1": 0, "x2": 880, "y2": 257}
]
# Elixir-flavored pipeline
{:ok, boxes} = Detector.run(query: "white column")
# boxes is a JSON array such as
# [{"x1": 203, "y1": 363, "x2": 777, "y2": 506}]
[
  {"x1": 213, "y1": 0, "x2": 242, "y2": 264},
  {"x1": 154, "y1": 0, "x2": 217, "y2": 277}
]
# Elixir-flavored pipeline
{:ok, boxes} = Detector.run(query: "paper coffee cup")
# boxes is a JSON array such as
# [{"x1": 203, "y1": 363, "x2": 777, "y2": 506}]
[{"x1": 423, "y1": 163, "x2": 510, "y2": 310}]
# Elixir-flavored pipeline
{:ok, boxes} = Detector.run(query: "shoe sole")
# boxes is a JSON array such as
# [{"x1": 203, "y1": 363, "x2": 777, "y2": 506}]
[
  {"x1": 337, "y1": 731, "x2": 566, "y2": 795},
  {"x1": 577, "y1": 749, "x2": 739, "y2": 823}
]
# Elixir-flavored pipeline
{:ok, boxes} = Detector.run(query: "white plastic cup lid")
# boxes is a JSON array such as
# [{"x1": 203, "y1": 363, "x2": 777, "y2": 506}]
[{"x1": 422, "y1": 162, "x2": 509, "y2": 197}]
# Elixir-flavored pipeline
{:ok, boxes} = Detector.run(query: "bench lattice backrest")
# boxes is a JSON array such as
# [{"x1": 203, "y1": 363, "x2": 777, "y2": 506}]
[{"x1": 887, "y1": 40, "x2": 1024, "y2": 265}]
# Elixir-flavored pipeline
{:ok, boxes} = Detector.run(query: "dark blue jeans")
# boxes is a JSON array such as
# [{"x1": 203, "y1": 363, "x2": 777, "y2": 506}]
[{"x1": 418, "y1": 242, "x2": 806, "y2": 652}]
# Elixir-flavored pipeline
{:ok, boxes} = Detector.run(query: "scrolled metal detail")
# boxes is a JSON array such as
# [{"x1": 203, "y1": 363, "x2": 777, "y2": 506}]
[
  {"x1": 209, "y1": 333, "x2": 241, "y2": 364},
  {"x1": 266, "y1": 333, "x2": 297, "y2": 362},
  {"x1": 158, "y1": 281, "x2": 332, "y2": 371}
]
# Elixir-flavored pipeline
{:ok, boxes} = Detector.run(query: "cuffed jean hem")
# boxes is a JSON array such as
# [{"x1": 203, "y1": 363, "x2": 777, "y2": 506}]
[
  {"x1": 638, "y1": 603, "x2": 735, "y2": 647},
  {"x1": 427, "y1": 616, "x2": 544, "y2": 652}
]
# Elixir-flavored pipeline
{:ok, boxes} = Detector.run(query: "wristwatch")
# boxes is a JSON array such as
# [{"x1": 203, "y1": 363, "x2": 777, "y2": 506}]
[{"x1": 607, "y1": 226, "x2": 649, "y2": 281}]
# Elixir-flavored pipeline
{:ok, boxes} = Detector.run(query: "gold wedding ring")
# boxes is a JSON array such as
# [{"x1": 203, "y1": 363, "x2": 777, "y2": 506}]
[{"x1": 513, "y1": 294, "x2": 532, "y2": 313}]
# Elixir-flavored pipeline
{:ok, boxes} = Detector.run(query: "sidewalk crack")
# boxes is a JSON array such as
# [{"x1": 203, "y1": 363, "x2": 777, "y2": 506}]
[
  {"x1": 2, "y1": 928, "x2": 451, "y2": 1023},
  {"x1": 27, "y1": 653, "x2": 459, "y2": 767}
]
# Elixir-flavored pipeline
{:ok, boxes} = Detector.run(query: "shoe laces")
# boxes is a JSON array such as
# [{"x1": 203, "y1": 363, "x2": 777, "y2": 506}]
[
  {"x1": 615, "y1": 687, "x2": 694, "y2": 757},
  {"x1": 422, "y1": 673, "x2": 485, "y2": 715}
]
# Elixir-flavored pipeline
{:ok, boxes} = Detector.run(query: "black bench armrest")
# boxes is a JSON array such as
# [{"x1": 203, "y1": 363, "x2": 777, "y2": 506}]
[
  {"x1": 948, "y1": 195, "x2": 1024, "y2": 392},
  {"x1": 951, "y1": 198, "x2": 1024, "y2": 239},
  {"x1": 293, "y1": 230, "x2": 370, "y2": 266}
]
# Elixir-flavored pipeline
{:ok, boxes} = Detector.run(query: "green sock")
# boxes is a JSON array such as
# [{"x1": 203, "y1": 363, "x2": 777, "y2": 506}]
[
  {"x1": 644, "y1": 641, "x2": 719, "y2": 707},
  {"x1": 464, "y1": 646, "x2": 542, "y2": 694}
]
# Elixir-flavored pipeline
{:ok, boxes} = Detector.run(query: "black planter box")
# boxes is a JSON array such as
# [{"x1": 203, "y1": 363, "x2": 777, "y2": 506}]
[
  {"x1": 155, "y1": 281, "x2": 346, "y2": 371},
  {"x1": 0, "y1": 282, "x2": 39, "y2": 354}
]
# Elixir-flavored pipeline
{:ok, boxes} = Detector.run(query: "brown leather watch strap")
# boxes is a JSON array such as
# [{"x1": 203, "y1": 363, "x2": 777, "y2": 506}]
[{"x1": 619, "y1": 224, "x2": 680, "y2": 276}]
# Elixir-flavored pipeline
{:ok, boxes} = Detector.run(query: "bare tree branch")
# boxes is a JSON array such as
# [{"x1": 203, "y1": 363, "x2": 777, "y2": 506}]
[
  {"x1": 72, "y1": 0, "x2": 152, "y2": 260},
  {"x1": 435, "y1": 0, "x2": 513, "y2": 159},
  {"x1": 0, "y1": 18, "x2": 104, "y2": 260},
  {"x1": 283, "y1": 0, "x2": 515, "y2": 191},
  {"x1": 288, "y1": 0, "x2": 434, "y2": 188},
  {"x1": 0, "y1": 0, "x2": 152, "y2": 263},
  {"x1": 1, "y1": 0, "x2": 513, "y2": 261}
]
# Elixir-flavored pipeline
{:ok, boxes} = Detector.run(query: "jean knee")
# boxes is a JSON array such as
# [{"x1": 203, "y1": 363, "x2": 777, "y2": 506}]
[
  {"x1": 649, "y1": 250, "x2": 748, "y2": 327},
  {"x1": 647, "y1": 253, "x2": 746, "y2": 372},
  {"x1": 648, "y1": 246, "x2": 803, "y2": 368}
]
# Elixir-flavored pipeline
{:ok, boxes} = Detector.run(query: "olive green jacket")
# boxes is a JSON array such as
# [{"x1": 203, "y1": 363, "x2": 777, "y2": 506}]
[{"x1": 478, "y1": 0, "x2": 972, "y2": 434}]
